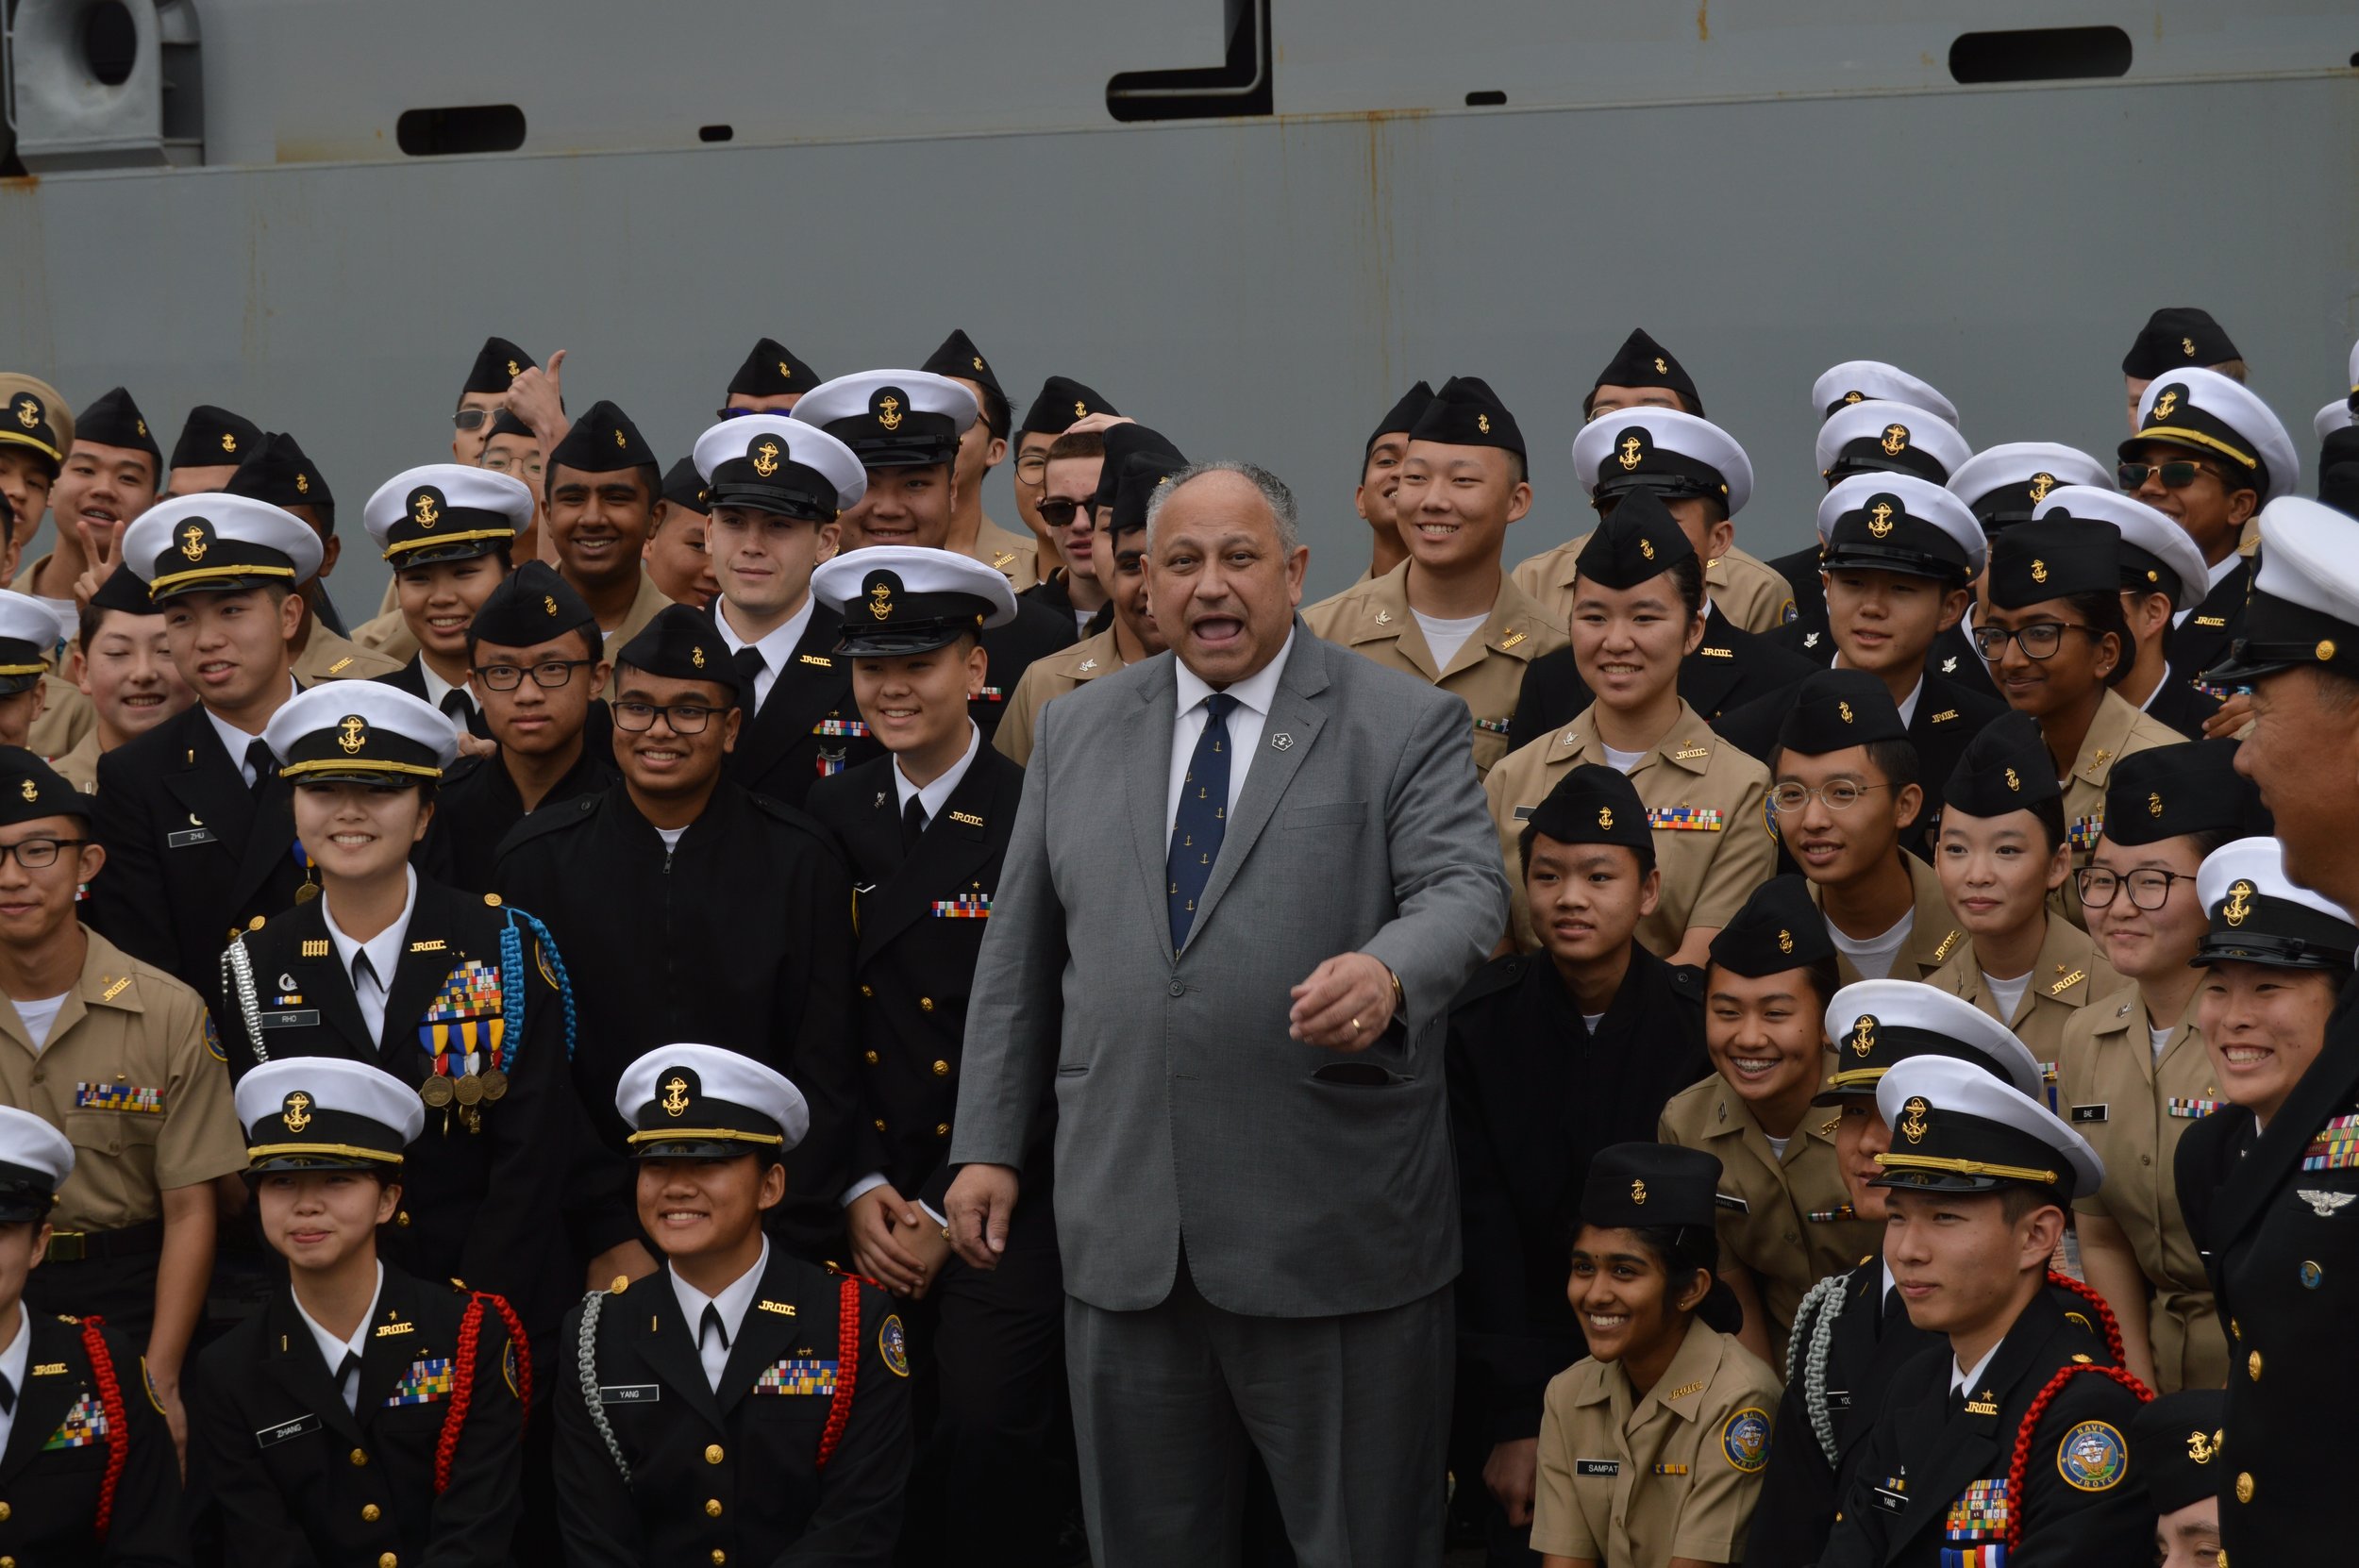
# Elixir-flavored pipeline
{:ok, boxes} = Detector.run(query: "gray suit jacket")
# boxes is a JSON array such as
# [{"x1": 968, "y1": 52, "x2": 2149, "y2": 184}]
[{"x1": 951, "y1": 624, "x2": 1508, "y2": 1317}]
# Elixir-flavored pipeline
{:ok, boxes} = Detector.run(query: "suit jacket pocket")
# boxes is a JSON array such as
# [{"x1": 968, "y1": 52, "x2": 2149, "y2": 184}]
[
  {"x1": 1284, "y1": 801, "x2": 1369, "y2": 829},
  {"x1": 1310, "y1": 1060, "x2": 1407, "y2": 1088}
]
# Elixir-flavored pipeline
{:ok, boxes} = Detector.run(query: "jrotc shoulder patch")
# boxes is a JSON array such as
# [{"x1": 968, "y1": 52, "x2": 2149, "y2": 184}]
[
  {"x1": 1720, "y1": 1407, "x2": 1770, "y2": 1473},
  {"x1": 878, "y1": 1313, "x2": 911, "y2": 1377},
  {"x1": 203, "y1": 1013, "x2": 226, "y2": 1063},
  {"x1": 2057, "y1": 1420, "x2": 2128, "y2": 1492},
  {"x1": 503, "y1": 1339, "x2": 522, "y2": 1399}
]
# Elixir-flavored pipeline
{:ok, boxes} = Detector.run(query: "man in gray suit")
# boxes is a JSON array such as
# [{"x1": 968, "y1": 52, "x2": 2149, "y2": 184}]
[{"x1": 945, "y1": 460, "x2": 1509, "y2": 1565}]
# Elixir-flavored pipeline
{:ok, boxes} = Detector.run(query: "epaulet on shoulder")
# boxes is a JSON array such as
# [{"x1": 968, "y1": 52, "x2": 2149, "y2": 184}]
[{"x1": 1451, "y1": 952, "x2": 1526, "y2": 1009}]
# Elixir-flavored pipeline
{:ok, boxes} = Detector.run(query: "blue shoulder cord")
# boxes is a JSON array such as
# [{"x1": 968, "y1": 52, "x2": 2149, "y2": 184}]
[{"x1": 499, "y1": 907, "x2": 578, "y2": 1065}]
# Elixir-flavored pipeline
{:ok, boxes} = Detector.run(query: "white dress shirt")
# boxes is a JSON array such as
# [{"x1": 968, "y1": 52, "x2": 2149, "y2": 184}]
[
  {"x1": 323, "y1": 868, "x2": 419, "y2": 1046},
  {"x1": 0, "y1": 1303, "x2": 31, "y2": 1455},
  {"x1": 293, "y1": 1263, "x2": 384, "y2": 1413},
  {"x1": 714, "y1": 595, "x2": 816, "y2": 715},
  {"x1": 1166, "y1": 631, "x2": 1295, "y2": 837},
  {"x1": 209, "y1": 679, "x2": 303, "y2": 785},
  {"x1": 1949, "y1": 1338, "x2": 2001, "y2": 1397},
  {"x1": 416, "y1": 659, "x2": 474, "y2": 723},
  {"x1": 891, "y1": 722, "x2": 980, "y2": 825},
  {"x1": 669, "y1": 1240, "x2": 770, "y2": 1393}
]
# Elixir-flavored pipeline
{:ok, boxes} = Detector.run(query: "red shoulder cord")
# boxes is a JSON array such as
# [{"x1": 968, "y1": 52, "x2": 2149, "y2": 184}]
[
  {"x1": 814, "y1": 1276, "x2": 862, "y2": 1471},
  {"x1": 2001, "y1": 1273, "x2": 2153, "y2": 1553},
  {"x1": 78, "y1": 1317, "x2": 130, "y2": 1542},
  {"x1": 435, "y1": 1292, "x2": 533, "y2": 1495}
]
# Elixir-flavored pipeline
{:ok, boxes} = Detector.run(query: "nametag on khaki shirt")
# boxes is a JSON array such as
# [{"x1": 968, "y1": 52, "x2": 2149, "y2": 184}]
[{"x1": 1574, "y1": 1459, "x2": 1621, "y2": 1477}]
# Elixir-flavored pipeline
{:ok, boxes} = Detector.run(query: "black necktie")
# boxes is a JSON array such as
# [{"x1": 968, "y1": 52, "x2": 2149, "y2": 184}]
[
  {"x1": 902, "y1": 794, "x2": 928, "y2": 853},
  {"x1": 336, "y1": 1350, "x2": 361, "y2": 1410},
  {"x1": 0, "y1": 1369, "x2": 14, "y2": 1414},
  {"x1": 734, "y1": 647, "x2": 767, "y2": 709},
  {"x1": 1167, "y1": 693, "x2": 1237, "y2": 950},
  {"x1": 439, "y1": 689, "x2": 474, "y2": 725},
  {"x1": 1879, "y1": 1285, "x2": 1904, "y2": 1340},
  {"x1": 699, "y1": 1303, "x2": 729, "y2": 1354},
  {"x1": 352, "y1": 951, "x2": 378, "y2": 994},
  {"x1": 245, "y1": 739, "x2": 277, "y2": 792}
]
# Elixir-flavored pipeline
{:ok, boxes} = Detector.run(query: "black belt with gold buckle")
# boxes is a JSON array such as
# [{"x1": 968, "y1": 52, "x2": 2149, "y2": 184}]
[{"x1": 44, "y1": 1218, "x2": 165, "y2": 1264}]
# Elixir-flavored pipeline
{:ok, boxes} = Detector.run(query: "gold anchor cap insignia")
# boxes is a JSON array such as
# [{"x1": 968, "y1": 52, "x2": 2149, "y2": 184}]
[
  {"x1": 1617, "y1": 434, "x2": 1644, "y2": 471},
  {"x1": 12, "y1": 396, "x2": 38, "y2": 430},
  {"x1": 2188, "y1": 1428, "x2": 2218, "y2": 1463},
  {"x1": 2182, "y1": 336, "x2": 2197, "y2": 356},
  {"x1": 508, "y1": 359, "x2": 521, "y2": 377},
  {"x1": 1653, "y1": 356, "x2": 1668, "y2": 375},
  {"x1": 1630, "y1": 1178, "x2": 1647, "y2": 1206},
  {"x1": 661, "y1": 1076, "x2": 691, "y2": 1116},
  {"x1": 16, "y1": 779, "x2": 34, "y2": 804},
  {"x1": 411, "y1": 489, "x2": 441, "y2": 528},
  {"x1": 2031, "y1": 559, "x2": 2049, "y2": 584},
  {"x1": 221, "y1": 431, "x2": 237, "y2": 453},
  {"x1": 281, "y1": 1092, "x2": 313, "y2": 1132},
  {"x1": 2222, "y1": 879, "x2": 2254, "y2": 926},
  {"x1": 179, "y1": 522, "x2": 209, "y2": 561},
  {"x1": 691, "y1": 646, "x2": 706, "y2": 669},
  {"x1": 1477, "y1": 413, "x2": 1491, "y2": 435},
  {"x1": 2153, "y1": 388, "x2": 2180, "y2": 421},
  {"x1": 337, "y1": 715, "x2": 368, "y2": 755},
  {"x1": 1074, "y1": 399, "x2": 1088, "y2": 418},
  {"x1": 1899, "y1": 1095, "x2": 1930, "y2": 1143},
  {"x1": 1777, "y1": 928, "x2": 1794, "y2": 954},
  {"x1": 869, "y1": 581, "x2": 894, "y2": 621},
  {"x1": 1866, "y1": 500, "x2": 1895, "y2": 538},
  {"x1": 1598, "y1": 806, "x2": 1614, "y2": 829},
  {"x1": 876, "y1": 394, "x2": 904, "y2": 432},
  {"x1": 778, "y1": 359, "x2": 791, "y2": 378},
  {"x1": 2148, "y1": 791, "x2": 2164, "y2": 816},
  {"x1": 1837, "y1": 700, "x2": 1854, "y2": 724},
  {"x1": 2004, "y1": 766, "x2": 2021, "y2": 792},
  {"x1": 613, "y1": 427, "x2": 627, "y2": 448},
  {"x1": 1849, "y1": 1013, "x2": 1878, "y2": 1058},
  {"x1": 295, "y1": 473, "x2": 310, "y2": 494},
  {"x1": 1880, "y1": 424, "x2": 1909, "y2": 456},
  {"x1": 1638, "y1": 537, "x2": 1656, "y2": 560},
  {"x1": 2028, "y1": 472, "x2": 2056, "y2": 502},
  {"x1": 751, "y1": 438, "x2": 781, "y2": 477}
]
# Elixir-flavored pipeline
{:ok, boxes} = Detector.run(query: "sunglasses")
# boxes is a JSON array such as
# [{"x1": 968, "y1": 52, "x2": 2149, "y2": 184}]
[
  {"x1": 1037, "y1": 498, "x2": 1099, "y2": 529},
  {"x1": 2117, "y1": 460, "x2": 2219, "y2": 491}
]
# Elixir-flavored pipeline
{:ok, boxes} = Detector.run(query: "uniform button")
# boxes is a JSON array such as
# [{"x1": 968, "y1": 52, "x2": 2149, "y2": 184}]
[
  {"x1": 350, "y1": 1448, "x2": 369, "y2": 1466},
  {"x1": 2235, "y1": 1471, "x2": 2255, "y2": 1504},
  {"x1": 705, "y1": 1498, "x2": 723, "y2": 1517},
  {"x1": 25, "y1": 1070, "x2": 38, "y2": 1085},
  {"x1": 705, "y1": 1443, "x2": 725, "y2": 1465},
  {"x1": 379, "y1": 1555, "x2": 398, "y2": 1568},
  {"x1": 931, "y1": 1060, "x2": 949, "y2": 1076},
  {"x1": 1168, "y1": 981, "x2": 1185, "y2": 997},
  {"x1": 860, "y1": 984, "x2": 874, "y2": 998},
  {"x1": 919, "y1": 997, "x2": 935, "y2": 1012},
  {"x1": 0, "y1": 1501, "x2": 10, "y2": 1520},
  {"x1": 864, "y1": 1051, "x2": 879, "y2": 1066},
  {"x1": 2248, "y1": 1351, "x2": 2262, "y2": 1381},
  {"x1": 936, "y1": 1123, "x2": 950, "y2": 1138},
  {"x1": 361, "y1": 1504, "x2": 382, "y2": 1522},
  {"x1": 873, "y1": 1118, "x2": 886, "y2": 1132},
  {"x1": 396, "y1": 1210, "x2": 411, "y2": 1228},
  {"x1": 711, "y1": 1553, "x2": 727, "y2": 1566}
]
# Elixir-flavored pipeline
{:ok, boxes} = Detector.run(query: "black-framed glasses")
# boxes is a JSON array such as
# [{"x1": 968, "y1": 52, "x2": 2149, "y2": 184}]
[
  {"x1": 2076, "y1": 866, "x2": 2193, "y2": 910},
  {"x1": 1768, "y1": 781, "x2": 1886, "y2": 814},
  {"x1": 1013, "y1": 452, "x2": 1051, "y2": 485},
  {"x1": 0, "y1": 837, "x2": 88, "y2": 870},
  {"x1": 1036, "y1": 497, "x2": 1099, "y2": 530},
  {"x1": 612, "y1": 700, "x2": 720, "y2": 734},
  {"x1": 472, "y1": 659, "x2": 592, "y2": 691},
  {"x1": 2117, "y1": 460, "x2": 2222, "y2": 492},
  {"x1": 1971, "y1": 623, "x2": 2103, "y2": 661}
]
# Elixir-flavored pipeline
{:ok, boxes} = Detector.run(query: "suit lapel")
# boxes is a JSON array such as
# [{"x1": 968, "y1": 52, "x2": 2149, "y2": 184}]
[
  {"x1": 259, "y1": 1286, "x2": 367, "y2": 1450},
  {"x1": 1893, "y1": 1294, "x2": 2062, "y2": 1558},
  {"x1": 733, "y1": 608, "x2": 854, "y2": 782},
  {"x1": 1127, "y1": 661, "x2": 1180, "y2": 963},
  {"x1": 356, "y1": 1274, "x2": 430, "y2": 1415},
  {"x1": 279, "y1": 899, "x2": 378, "y2": 1060},
  {"x1": 0, "y1": 1318, "x2": 79, "y2": 1482},
  {"x1": 856, "y1": 754, "x2": 1012, "y2": 962},
  {"x1": 711, "y1": 1250, "x2": 802, "y2": 1418},
  {"x1": 1187, "y1": 632, "x2": 1330, "y2": 943},
  {"x1": 163, "y1": 709, "x2": 258, "y2": 854},
  {"x1": 640, "y1": 1271, "x2": 726, "y2": 1431},
  {"x1": 1677, "y1": 607, "x2": 1743, "y2": 716}
]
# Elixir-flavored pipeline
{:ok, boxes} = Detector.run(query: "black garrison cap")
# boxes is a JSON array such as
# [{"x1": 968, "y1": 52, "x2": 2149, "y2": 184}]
[
  {"x1": 1585, "y1": 327, "x2": 1702, "y2": 418},
  {"x1": 1777, "y1": 669, "x2": 1907, "y2": 755}
]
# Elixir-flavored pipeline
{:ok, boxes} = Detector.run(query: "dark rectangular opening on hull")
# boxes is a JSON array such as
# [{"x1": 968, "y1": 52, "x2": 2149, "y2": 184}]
[
  {"x1": 699, "y1": 125, "x2": 734, "y2": 143},
  {"x1": 1949, "y1": 26, "x2": 2132, "y2": 84},
  {"x1": 396, "y1": 105, "x2": 527, "y2": 158},
  {"x1": 1465, "y1": 90, "x2": 1507, "y2": 106},
  {"x1": 1107, "y1": 0, "x2": 1272, "y2": 122}
]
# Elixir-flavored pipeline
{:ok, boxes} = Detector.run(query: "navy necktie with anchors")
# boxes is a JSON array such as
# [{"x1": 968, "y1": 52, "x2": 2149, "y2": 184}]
[{"x1": 1167, "y1": 692, "x2": 1236, "y2": 951}]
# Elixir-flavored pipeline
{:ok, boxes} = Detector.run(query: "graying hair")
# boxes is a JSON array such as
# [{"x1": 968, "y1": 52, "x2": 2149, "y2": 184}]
[{"x1": 1144, "y1": 459, "x2": 1301, "y2": 555}]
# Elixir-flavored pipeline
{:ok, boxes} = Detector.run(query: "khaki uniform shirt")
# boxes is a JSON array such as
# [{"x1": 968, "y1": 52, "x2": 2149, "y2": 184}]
[
  {"x1": 1486, "y1": 701, "x2": 1773, "y2": 958},
  {"x1": 2059, "y1": 984, "x2": 2223, "y2": 1391},
  {"x1": 1811, "y1": 851, "x2": 1964, "y2": 987},
  {"x1": 1658, "y1": 1059, "x2": 1882, "y2": 1363},
  {"x1": 963, "y1": 516, "x2": 1042, "y2": 592},
  {"x1": 2057, "y1": 691, "x2": 2185, "y2": 926},
  {"x1": 48, "y1": 727, "x2": 101, "y2": 793},
  {"x1": 0, "y1": 929, "x2": 245, "y2": 1233},
  {"x1": 351, "y1": 601, "x2": 419, "y2": 663},
  {"x1": 1531, "y1": 1319, "x2": 1782, "y2": 1567},
  {"x1": 26, "y1": 673, "x2": 93, "y2": 759},
  {"x1": 1302, "y1": 564, "x2": 1567, "y2": 777},
  {"x1": 290, "y1": 626, "x2": 403, "y2": 685},
  {"x1": 1926, "y1": 916, "x2": 2120, "y2": 1073},
  {"x1": 994, "y1": 627, "x2": 1126, "y2": 766},
  {"x1": 597, "y1": 568, "x2": 677, "y2": 698},
  {"x1": 1512, "y1": 538, "x2": 1795, "y2": 636}
]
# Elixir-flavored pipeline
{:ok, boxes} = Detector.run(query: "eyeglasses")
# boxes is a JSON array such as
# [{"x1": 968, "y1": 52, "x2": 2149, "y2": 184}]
[
  {"x1": 1971, "y1": 623, "x2": 2103, "y2": 661},
  {"x1": 472, "y1": 659, "x2": 592, "y2": 691},
  {"x1": 612, "y1": 700, "x2": 722, "y2": 734},
  {"x1": 2075, "y1": 866, "x2": 2192, "y2": 910},
  {"x1": 452, "y1": 409, "x2": 498, "y2": 432},
  {"x1": 1014, "y1": 452, "x2": 1051, "y2": 485},
  {"x1": 2117, "y1": 460, "x2": 2224, "y2": 492},
  {"x1": 0, "y1": 837, "x2": 88, "y2": 870},
  {"x1": 1036, "y1": 497, "x2": 1098, "y2": 529},
  {"x1": 1768, "y1": 781, "x2": 1886, "y2": 814}
]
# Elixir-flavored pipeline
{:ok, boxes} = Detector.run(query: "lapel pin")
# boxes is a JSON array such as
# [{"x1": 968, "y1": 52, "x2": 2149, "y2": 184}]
[{"x1": 1270, "y1": 733, "x2": 1294, "y2": 751}]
